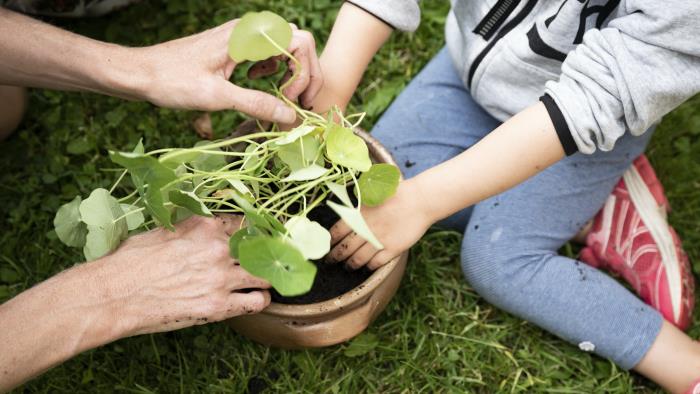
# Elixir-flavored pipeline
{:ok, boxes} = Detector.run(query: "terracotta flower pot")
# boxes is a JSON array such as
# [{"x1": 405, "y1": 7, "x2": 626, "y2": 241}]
[{"x1": 227, "y1": 129, "x2": 408, "y2": 349}]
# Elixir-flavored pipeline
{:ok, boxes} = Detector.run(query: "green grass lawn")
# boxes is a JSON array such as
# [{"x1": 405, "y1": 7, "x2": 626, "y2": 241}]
[{"x1": 2, "y1": 0, "x2": 699, "y2": 392}]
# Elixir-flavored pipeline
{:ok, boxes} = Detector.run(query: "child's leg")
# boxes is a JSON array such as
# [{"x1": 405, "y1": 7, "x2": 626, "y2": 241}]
[
  {"x1": 0, "y1": 85, "x2": 26, "y2": 140},
  {"x1": 371, "y1": 47, "x2": 500, "y2": 231},
  {"x1": 460, "y1": 131, "x2": 700, "y2": 389}
]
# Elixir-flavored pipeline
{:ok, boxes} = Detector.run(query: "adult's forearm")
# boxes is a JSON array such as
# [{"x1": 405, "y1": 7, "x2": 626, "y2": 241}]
[
  {"x1": 409, "y1": 102, "x2": 566, "y2": 223},
  {"x1": 0, "y1": 259, "x2": 124, "y2": 392},
  {"x1": 0, "y1": 7, "x2": 146, "y2": 99},
  {"x1": 310, "y1": 2, "x2": 392, "y2": 113}
]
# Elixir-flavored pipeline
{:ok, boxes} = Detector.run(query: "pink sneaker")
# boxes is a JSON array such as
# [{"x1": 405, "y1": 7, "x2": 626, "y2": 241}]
[{"x1": 580, "y1": 155, "x2": 695, "y2": 330}]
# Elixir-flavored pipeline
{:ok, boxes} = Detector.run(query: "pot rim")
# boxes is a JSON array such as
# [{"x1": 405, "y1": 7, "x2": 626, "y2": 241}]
[{"x1": 263, "y1": 129, "x2": 402, "y2": 318}]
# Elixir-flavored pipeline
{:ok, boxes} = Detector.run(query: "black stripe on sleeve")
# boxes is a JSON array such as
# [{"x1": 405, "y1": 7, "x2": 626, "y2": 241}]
[
  {"x1": 345, "y1": 1, "x2": 395, "y2": 30},
  {"x1": 540, "y1": 94, "x2": 578, "y2": 155}
]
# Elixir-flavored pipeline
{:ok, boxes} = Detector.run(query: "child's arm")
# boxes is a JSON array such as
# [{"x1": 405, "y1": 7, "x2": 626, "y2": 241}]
[
  {"x1": 309, "y1": 3, "x2": 397, "y2": 113},
  {"x1": 327, "y1": 101, "x2": 565, "y2": 269}
]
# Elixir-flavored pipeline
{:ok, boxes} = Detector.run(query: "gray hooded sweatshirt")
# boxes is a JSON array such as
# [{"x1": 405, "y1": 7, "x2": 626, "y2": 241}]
[{"x1": 348, "y1": 0, "x2": 700, "y2": 155}]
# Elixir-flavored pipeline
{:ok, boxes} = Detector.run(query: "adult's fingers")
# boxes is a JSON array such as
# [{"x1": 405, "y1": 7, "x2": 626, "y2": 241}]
[
  {"x1": 346, "y1": 243, "x2": 379, "y2": 271},
  {"x1": 224, "y1": 83, "x2": 295, "y2": 123},
  {"x1": 281, "y1": 33, "x2": 311, "y2": 101},
  {"x1": 228, "y1": 264, "x2": 271, "y2": 290},
  {"x1": 247, "y1": 57, "x2": 282, "y2": 79},
  {"x1": 221, "y1": 290, "x2": 271, "y2": 320},
  {"x1": 215, "y1": 214, "x2": 244, "y2": 237},
  {"x1": 327, "y1": 231, "x2": 365, "y2": 264}
]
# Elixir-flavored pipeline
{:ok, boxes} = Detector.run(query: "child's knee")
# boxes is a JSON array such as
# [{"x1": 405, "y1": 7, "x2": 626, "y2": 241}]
[{"x1": 0, "y1": 86, "x2": 27, "y2": 140}]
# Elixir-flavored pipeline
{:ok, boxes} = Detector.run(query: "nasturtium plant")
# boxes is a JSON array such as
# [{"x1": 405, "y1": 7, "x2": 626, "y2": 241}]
[
  {"x1": 54, "y1": 10, "x2": 402, "y2": 297},
  {"x1": 358, "y1": 164, "x2": 400, "y2": 207}
]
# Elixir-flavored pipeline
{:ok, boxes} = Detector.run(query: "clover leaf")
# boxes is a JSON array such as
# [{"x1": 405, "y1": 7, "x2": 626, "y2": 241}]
[
  {"x1": 325, "y1": 124, "x2": 372, "y2": 172},
  {"x1": 358, "y1": 164, "x2": 400, "y2": 207},
  {"x1": 327, "y1": 201, "x2": 383, "y2": 249},
  {"x1": 54, "y1": 196, "x2": 88, "y2": 247},
  {"x1": 283, "y1": 216, "x2": 331, "y2": 260},
  {"x1": 228, "y1": 11, "x2": 293, "y2": 63},
  {"x1": 238, "y1": 236, "x2": 317, "y2": 296}
]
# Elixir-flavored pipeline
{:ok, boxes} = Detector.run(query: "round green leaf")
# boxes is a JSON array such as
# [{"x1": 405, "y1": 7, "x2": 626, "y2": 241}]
[
  {"x1": 79, "y1": 189, "x2": 128, "y2": 260},
  {"x1": 358, "y1": 164, "x2": 400, "y2": 207},
  {"x1": 228, "y1": 11, "x2": 292, "y2": 63},
  {"x1": 282, "y1": 164, "x2": 328, "y2": 182},
  {"x1": 238, "y1": 236, "x2": 317, "y2": 297},
  {"x1": 326, "y1": 201, "x2": 383, "y2": 249},
  {"x1": 120, "y1": 204, "x2": 145, "y2": 231},
  {"x1": 277, "y1": 135, "x2": 320, "y2": 171},
  {"x1": 284, "y1": 216, "x2": 331, "y2": 260},
  {"x1": 54, "y1": 196, "x2": 88, "y2": 247},
  {"x1": 275, "y1": 124, "x2": 316, "y2": 145},
  {"x1": 169, "y1": 190, "x2": 212, "y2": 217},
  {"x1": 325, "y1": 124, "x2": 372, "y2": 172},
  {"x1": 326, "y1": 181, "x2": 354, "y2": 208}
]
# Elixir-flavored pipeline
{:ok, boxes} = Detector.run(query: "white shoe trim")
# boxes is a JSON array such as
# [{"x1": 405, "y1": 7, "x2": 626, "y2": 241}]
[
  {"x1": 599, "y1": 195, "x2": 616, "y2": 253},
  {"x1": 623, "y1": 166, "x2": 682, "y2": 322}
]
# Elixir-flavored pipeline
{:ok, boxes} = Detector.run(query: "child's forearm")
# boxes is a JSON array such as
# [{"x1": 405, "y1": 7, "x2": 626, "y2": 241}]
[
  {"x1": 310, "y1": 2, "x2": 393, "y2": 113},
  {"x1": 410, "y1": 102, "x2": 566, "y2": 223}
]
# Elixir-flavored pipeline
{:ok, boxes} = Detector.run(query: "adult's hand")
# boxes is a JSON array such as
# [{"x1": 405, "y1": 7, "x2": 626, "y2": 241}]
[
  {"x1": 104, "y1": 214, "x2": 270, "y2": 335},
  {"x1": 0, "y1": 9, "x2": 323, "y2": 124},
  {"x1": 0, "y1": 214, "x2": 269, "y2": 392},
  {"x1": 138, "y1": 20, "x2": 322, "y2": 123}
]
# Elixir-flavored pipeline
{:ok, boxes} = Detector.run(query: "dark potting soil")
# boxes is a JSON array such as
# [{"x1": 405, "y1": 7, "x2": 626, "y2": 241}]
[{"x1": 270, "y1": 203, "x2": 373, "y2": 305}]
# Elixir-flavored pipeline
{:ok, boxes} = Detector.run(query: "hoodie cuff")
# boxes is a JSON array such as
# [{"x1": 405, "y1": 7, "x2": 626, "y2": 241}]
[
  {"x1": 346, "y1": 0, "x2": 420, "y2": 32},
  {"x1": 540, "y1": 94, "x2": 578, "y2": 156}
]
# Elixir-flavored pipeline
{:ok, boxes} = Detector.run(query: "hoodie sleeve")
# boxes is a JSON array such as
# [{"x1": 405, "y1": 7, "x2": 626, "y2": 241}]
[
  {"x1": 542, "y1": 0, "x2": 700, "y2": 155},
  {"x1": 346, "y1": 0, "x2": 421, "y2": 32}
]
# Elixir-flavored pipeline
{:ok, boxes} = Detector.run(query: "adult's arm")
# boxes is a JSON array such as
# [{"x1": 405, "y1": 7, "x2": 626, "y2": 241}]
[
  {"x1": 0, "y1": 7, "x2": 323, "y2": 123},
  {"x1": 0, "y1": 215, "x2": 269, "y2": 392}
]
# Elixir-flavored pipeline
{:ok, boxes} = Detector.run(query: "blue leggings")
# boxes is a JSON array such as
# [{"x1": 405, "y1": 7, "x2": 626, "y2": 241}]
[{"x1": 372, "y1": 48, "x2": 663, "y2": 369}]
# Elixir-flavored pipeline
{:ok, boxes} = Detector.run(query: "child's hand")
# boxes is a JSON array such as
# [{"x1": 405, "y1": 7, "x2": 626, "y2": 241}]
[{"x1": 326, "y1": 181, "x2": 434, "y2": 270}]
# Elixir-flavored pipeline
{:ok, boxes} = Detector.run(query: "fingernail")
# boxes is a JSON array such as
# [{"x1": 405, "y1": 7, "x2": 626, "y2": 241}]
[{"x1": 274, "y1": 105, "x2": 295, "y2": 123}]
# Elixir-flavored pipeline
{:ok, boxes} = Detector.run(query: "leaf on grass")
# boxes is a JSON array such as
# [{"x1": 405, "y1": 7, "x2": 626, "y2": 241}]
[
  {"x1": 284, "y1": 216, "x2": 331, "y2": 260},
  {"x1": 282, "y1": 164, "x2": 328, "y2": 182},
  {"x1": 238, "y1": 236, "x2": 317, "y2": 297},
  {"x1": 325, "y1": 124, "x2": 371, "y2": 172},
  {"x1": 326, "y1": 181, "x2": 354, "y2": 208},
  {"x1": 120, "y1": 204, "x2": 145, "y2": 231},
  {"x1": 326, "y1": 201, "x2": 383, "y2": 249},
  {"x1": 277, "y1": 135, "x2": 320, "y2": 171},
  {"x1": 357, "y1": 164, "x2": 400, "y2": 207},
  {"x1": 79, "y1": 189, "x2": 128, "y2": 260},
  {"x1": 54, "y1": 196, "x2": 88, "y2": 247},
  {"x1": 275, "y1": 124, "x2": 316, "y2": 145},
  {"x1": 344, "y1": 333, "x2": 379, "y2": 357},
  {"x1": 168, "y1": 190, "x2": 212, "y2": 217},
  {"x1": 228, "y1": 11, "x2": 293, "y2": 63}
]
